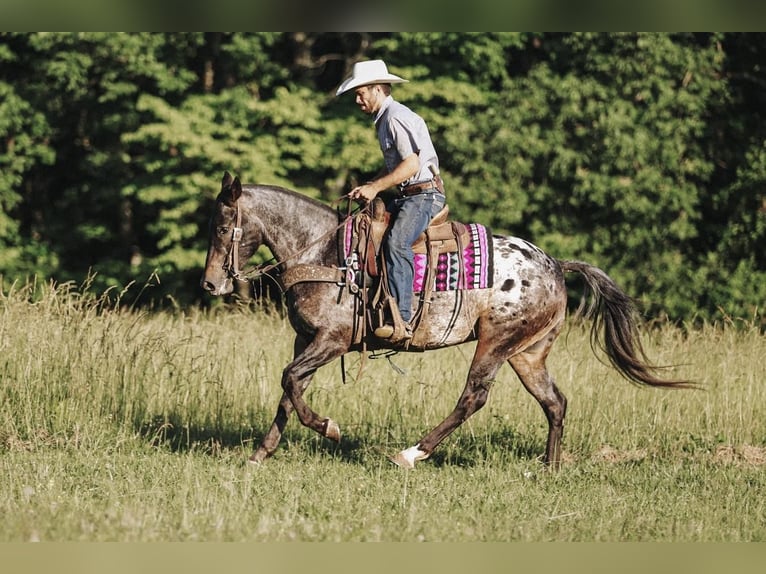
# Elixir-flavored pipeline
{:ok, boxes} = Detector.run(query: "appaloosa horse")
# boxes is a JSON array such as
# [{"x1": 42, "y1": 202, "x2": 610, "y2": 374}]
[{"x1": 201, "y1": 172, "x2": 692, "y2": 469}]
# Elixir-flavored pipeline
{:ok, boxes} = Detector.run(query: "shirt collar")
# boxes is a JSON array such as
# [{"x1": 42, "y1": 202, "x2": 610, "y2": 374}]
[{"x1": 373, "y1": 95, "x2": 393, "y2": 124}]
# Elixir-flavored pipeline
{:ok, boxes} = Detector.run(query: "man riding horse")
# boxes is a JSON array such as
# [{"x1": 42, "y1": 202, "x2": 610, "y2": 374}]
[
  {"x1": 199, "y1": 63, "x2": 693, "y2": 470},
  {"x1": 337, "y1": 60, "x2": 446, "y2": 343}
]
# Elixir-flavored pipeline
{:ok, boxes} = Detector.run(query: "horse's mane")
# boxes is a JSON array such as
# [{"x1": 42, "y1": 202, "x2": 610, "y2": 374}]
[{"x1": 241, "y1": 183, "x2": 338, "y2": 217}]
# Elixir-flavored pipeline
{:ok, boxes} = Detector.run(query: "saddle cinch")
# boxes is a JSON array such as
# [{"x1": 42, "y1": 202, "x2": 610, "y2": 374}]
[{"x1": 351, "y1": 197, "x2": 470, "y2": 347}]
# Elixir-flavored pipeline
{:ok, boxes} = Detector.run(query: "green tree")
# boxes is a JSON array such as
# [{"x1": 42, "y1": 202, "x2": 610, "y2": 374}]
[
  {"x1": 0, "y1": 37, "x2": 57, "y2": 279},
  {"x1": 0, "y1": 32, "x2": 763, "y2": 322}
]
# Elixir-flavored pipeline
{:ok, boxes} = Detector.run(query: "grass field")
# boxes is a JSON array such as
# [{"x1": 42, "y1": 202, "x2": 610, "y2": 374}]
[{"x1": 1, "y1": 279, "x2": 764, "y2": 541}]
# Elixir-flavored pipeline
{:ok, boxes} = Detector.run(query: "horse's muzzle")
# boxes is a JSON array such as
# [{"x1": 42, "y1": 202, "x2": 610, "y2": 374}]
[{"x1": 200, "y1": 275, "x2": 233, "y2": 296}]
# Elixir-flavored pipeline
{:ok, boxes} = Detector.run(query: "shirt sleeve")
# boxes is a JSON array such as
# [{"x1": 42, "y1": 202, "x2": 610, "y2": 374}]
[{"x1": 387, "y1": 115, "x2": 420, "y2": 160}]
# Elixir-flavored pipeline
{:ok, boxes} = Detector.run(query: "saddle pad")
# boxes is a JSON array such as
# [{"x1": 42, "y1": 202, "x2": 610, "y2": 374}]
[{"x1": 413, "y1": 223, "x2": 493, "y2": 293}]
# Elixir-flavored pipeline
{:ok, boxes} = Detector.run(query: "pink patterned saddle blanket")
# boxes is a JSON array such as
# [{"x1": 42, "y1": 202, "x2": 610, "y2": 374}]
[{"x1": 413, "y1": 223, "x2": 493, "y2": 293}]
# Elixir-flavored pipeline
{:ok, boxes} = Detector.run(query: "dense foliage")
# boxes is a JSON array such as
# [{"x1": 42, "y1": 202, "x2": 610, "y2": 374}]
[{"x1": 1, "y1": 32, "x2": 764, "y2": 324}]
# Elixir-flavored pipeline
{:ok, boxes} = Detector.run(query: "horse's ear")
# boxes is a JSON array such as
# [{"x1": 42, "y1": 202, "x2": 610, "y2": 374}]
[
  {"x1": 231, "y1": 177, "x2": 242, "y2": 202},
  {"x1": 220, "y1": 172, "x2": 242, "y2": 206}
]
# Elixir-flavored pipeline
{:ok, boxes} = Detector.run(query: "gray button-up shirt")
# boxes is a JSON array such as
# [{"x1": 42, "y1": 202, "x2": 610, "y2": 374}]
[{"x1": 374, "y1": 96, "x2": 439, "y2": 188}]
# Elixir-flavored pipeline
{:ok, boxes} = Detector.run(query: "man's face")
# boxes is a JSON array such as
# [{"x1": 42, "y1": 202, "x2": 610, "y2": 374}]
[{"x1": 354, "y1": 85, "x2": 383, "y2": 115}]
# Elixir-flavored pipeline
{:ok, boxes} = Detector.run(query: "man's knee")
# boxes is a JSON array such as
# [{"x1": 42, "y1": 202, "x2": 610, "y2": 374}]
[{"x1": 385, "y1": 236, "x2": 411, "y2": 258}]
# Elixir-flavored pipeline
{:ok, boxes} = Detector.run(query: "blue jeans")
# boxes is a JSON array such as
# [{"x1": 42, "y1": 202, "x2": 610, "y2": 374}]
[{"x1": 385, "y1": 191, "x2": 446, "y2": 323}]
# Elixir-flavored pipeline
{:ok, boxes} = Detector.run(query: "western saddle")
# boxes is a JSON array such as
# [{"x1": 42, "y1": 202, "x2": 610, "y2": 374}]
[{"x1": 351, "y1": 197, "x2": 469, "y2": 347}]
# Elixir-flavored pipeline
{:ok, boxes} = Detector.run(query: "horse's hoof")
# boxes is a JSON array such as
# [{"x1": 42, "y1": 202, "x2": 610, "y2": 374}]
[
  {"x1": 389, "y1": 445, "x2": 428, "y2": 469},
  {"x1": 248, "y1": 451, "x2": 266, "y2": 465},
  {"x1": 389, "y1": 451, "x2": 415, "y2": 469},
  {"x1": 324, "y1": 418, "x2": 341, "y2": 443}
]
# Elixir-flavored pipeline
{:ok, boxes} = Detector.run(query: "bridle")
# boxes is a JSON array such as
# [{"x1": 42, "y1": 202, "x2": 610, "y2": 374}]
[{"x1": 221, "y1": 200, "x2": 247, "y2": 282}]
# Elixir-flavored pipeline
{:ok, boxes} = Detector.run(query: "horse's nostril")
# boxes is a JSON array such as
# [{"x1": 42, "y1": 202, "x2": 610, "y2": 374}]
[{"x1": 201, "y1": 280, "x2": 216, "y2": 292}]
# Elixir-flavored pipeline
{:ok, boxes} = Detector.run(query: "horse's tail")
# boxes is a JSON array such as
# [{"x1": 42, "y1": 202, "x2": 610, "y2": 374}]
[{"x1": 560, "y1": 260, "x2": 696, "y2": 389}]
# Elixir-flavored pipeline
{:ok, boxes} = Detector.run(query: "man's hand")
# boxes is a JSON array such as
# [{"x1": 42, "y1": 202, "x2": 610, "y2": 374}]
[
  {"x1": 348, "y1": 183, "x2": 379, "y2": 203},
  {"x1": 347, "y1": 153, "x2": 419, "y2": 202}
]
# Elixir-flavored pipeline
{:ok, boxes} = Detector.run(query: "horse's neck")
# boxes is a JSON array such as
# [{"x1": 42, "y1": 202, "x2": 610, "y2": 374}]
[{"x1": 242, "y1": 186, "x2": 338, "y2": 265}]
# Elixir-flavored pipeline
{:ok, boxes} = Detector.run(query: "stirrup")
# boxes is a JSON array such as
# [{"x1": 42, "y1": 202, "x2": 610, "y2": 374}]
[
  {"x1": 374, "y1": 324, "x2": 395, "y2": 339},
  {"x1": 374, "y1": 323, "x2": 412, "y2": 342}
]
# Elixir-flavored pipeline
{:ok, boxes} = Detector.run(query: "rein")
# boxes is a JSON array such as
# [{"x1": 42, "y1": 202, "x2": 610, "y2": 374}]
[{"x1": 223, "y1": 195, "x2": 362, "y2": 292}]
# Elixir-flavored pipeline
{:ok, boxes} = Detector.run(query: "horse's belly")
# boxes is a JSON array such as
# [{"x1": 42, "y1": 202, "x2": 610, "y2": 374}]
[{"x1": 413, "y1": 288, "x2": 492, "y2": 348}]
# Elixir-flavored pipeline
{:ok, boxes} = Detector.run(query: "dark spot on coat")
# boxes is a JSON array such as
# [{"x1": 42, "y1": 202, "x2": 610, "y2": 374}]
[
  {"x1": 501, "y1": 279, "x2": 515, "y2": 291},
  {"x1": 508, "y1": 243, "x2": 532, "y2": 259}
]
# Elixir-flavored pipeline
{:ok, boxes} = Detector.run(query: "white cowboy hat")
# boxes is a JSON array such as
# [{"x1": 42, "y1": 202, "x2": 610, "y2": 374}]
[{"x1": 335, "y1": 59, "x2": 408, "y2": 96}]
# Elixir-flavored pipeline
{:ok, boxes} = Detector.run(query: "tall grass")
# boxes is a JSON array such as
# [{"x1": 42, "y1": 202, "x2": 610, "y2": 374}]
[{"x1": 1, "y1": 279, "x2": 764, "y2": 541}]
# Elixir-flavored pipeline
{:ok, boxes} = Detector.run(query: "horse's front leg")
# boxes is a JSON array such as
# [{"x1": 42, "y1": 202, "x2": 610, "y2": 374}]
[
  {"x1": 281, "y1": 350, "x2": 343, "y2": 439},
  {"x1": 249, "y1": 391, "x2": 298, "y2": 464},
  {"x1": 282, "y1": 330, "x2": 347, "y2": 436},
  {"x1": 250, "y1": 375, "x2": 336, "y2": 463},
  {"x1": 250, "y1": 334, "x2": 336, "y2": 464}
]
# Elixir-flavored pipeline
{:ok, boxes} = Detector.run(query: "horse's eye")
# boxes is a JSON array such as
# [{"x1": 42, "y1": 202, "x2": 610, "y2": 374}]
[{"x1": 217, "y1": 226, "x2": 229, "y2": 236}]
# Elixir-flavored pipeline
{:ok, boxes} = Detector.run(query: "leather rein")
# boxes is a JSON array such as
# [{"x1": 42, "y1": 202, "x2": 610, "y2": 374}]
[
  {"x1": 221, "y1": 196, "x2": 359, "y2": 294},
  {"x1": 220, "y1": 196, "x2": 368, "y2": 384}
]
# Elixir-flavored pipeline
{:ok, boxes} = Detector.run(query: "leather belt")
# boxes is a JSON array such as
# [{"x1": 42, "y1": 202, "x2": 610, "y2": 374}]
[{"x1": 400, "y1": 175, "x2": 444, "y2": 197}]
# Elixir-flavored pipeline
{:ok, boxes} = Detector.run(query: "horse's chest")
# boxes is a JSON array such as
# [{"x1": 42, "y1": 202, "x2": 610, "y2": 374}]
[{"x1": 287, "y1": 285, "x2": 355, "y2": 335}]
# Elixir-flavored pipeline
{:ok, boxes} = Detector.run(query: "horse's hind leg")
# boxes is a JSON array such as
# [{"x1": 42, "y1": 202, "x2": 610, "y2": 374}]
[
  {"x1": 507, "y1": 334, "x2": 567, "y2": 469},
  {"x1": 391, "y1": 340, "x2": 504, "y2": 469}
]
